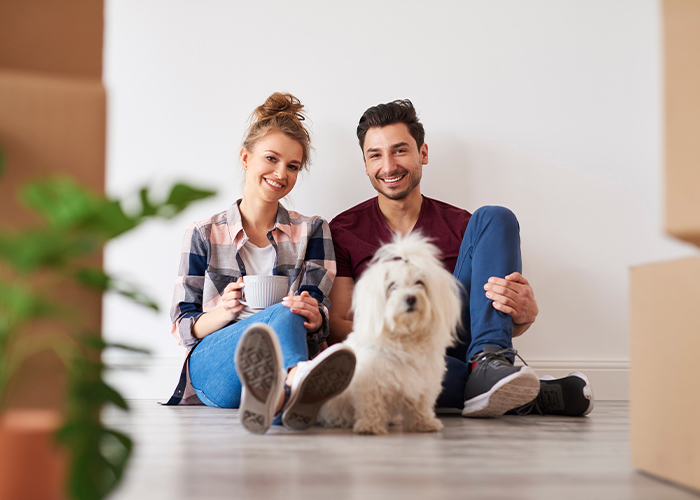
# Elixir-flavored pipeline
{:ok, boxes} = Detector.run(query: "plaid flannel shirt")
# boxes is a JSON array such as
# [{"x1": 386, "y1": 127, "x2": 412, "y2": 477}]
[{"x1": 165, "y1": 200, "x2": 336, "y2": 405}]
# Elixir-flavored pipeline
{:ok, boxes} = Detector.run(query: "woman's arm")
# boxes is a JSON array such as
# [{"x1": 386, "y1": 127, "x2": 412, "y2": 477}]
[{"x1": 192, "y1": 280, "x2": 245, "y2": 338}]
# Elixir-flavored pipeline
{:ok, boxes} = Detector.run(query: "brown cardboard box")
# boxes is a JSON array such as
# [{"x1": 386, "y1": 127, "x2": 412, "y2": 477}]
[
  {"x1": 0, "y1": 70, "x2": 105, "y2": 408},
  {"x1": 664, "y1": 0, "x2": 700, "y2": 247},
  {"x1": 0, "y1": 0, "x2": 103, "y2": 78},
  {"x1": 0, "y1": 70, "x2": 106, "y2": 226},
  {"x1": 630, "y1": 257, "x2": 700, "y2": 492}
]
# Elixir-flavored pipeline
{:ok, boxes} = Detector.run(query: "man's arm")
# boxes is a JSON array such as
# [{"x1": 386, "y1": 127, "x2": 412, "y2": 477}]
[
  {"x1": 484, "y1": 272, "x2": 539, "y2": 338},
  {"x1": 328, "y1": 276, "x2": 355, "y2": 345}
]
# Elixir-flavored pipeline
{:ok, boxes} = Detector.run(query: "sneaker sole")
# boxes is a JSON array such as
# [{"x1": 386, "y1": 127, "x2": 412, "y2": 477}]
[
  {"x1": 234, "y1": 324, "x2": 285, "y2": 435},
  {"x1": 282, "y1": 349, "x2": 356, "y2": 431},
  {"x1": 462, "y1": 366, "x2": 540, "y2": 418}
]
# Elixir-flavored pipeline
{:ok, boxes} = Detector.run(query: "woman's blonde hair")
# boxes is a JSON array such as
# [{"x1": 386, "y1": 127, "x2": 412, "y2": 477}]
[{"x1": 242, "y1": 92, "x2": 312, "y2": 170}]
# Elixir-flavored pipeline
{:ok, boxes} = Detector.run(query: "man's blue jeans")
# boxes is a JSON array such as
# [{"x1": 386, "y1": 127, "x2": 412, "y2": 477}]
[
  {"x1": 188, "y1": 303, "x2": 309, "y2": 408},
  {"x1": 436, "y1": 205, "x2": 523, "y2": 409}
]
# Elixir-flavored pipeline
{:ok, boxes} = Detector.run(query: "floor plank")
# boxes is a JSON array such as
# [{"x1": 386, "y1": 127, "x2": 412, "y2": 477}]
[{"x1": 104, "y1": 401, "x2": 700, "y2": 500}]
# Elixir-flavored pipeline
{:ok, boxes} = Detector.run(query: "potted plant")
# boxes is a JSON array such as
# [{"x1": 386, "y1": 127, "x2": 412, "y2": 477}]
[{"x1": 0, "y1": 149, "x2": 215, "y2": 500}]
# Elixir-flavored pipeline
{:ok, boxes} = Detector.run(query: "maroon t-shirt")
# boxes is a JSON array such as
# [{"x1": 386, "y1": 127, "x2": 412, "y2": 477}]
[{"x1": 330, "y1": 196, "x2": 472, "y2": 280}]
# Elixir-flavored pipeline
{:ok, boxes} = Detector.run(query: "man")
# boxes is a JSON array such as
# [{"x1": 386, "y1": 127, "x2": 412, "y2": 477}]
[{"x1": 328, "y1": 99, "x2": 593, "y2": 417}]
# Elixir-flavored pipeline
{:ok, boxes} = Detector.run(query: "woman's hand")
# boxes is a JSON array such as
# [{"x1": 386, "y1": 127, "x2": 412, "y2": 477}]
[
  {"x1": 484, "y1": 272, "x2": 538, "y2": 337},
  {"x1": 193, "y1": 278, "x2": 245, "y2": 339},
  {"x1": 283, "y1": 291, "x2": 323, "y2": 332},
  {"x1": 221, "y1": 278, "x2": 246, "y2": 322}
]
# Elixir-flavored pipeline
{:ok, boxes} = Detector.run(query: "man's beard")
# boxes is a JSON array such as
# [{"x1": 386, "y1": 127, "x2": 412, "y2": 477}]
[{"x1": 369, "y1": 171, "x2": 421, "y2": 200}]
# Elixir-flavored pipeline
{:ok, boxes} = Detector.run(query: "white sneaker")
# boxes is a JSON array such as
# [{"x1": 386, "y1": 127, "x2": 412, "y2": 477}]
[
  {"x1": 234, "y1": 324, "x2": 285, "y2": 435},
  {"x1": 281, "y1": 344, "x2": 356, "y2": 430}
]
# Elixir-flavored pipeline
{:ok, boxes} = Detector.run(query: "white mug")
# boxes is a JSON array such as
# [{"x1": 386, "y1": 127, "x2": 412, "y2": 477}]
[{"x1": 239, "y1": 275, "x2": 289, "y2": 309}]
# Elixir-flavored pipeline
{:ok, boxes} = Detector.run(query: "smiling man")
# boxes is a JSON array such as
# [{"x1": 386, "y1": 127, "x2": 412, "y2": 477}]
[{"x1": 328, "y1": 99, "x2": 594, "y2": 418}]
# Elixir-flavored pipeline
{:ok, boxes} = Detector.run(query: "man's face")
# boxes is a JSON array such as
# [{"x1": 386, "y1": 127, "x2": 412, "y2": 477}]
[{"x1": 362, "y1": 123, "x2": 428, "y2": 201}]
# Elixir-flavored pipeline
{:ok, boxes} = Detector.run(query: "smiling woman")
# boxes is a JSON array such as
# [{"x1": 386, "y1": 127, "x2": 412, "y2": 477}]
[{"x1": 165, "y1": 92, "x2": 356, "y2": 435}]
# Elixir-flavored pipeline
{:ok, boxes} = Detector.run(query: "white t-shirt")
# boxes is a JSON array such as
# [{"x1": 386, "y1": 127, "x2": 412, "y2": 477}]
[{"x1": 237, "y1": 240, "x2": 275, "y2": 319}]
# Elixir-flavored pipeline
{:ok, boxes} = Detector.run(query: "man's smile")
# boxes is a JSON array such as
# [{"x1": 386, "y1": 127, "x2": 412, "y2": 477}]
[{"x1": 380, "y1": 173, "x2": 406, "y2": 184}]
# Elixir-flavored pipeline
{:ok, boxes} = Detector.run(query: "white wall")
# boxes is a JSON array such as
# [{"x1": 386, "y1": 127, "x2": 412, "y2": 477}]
[{"x1": 103, "y1": 0, "x2": 698, "y2": 400}]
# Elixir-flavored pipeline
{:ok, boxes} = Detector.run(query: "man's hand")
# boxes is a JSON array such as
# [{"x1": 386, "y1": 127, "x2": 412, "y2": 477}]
[{"x1": 484, "y1": 272, "x2": 538, "y2": 337}]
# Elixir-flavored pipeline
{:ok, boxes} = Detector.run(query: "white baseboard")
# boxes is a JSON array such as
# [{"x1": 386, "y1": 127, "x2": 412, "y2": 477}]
[{"x1": 104, "y1": 355, "x2": 629, "y2": 401}]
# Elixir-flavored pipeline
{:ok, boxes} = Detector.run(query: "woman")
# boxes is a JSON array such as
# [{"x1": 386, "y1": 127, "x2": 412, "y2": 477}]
[{"x1": 166, "y1": 93, "x2": 356, "y2": 435}]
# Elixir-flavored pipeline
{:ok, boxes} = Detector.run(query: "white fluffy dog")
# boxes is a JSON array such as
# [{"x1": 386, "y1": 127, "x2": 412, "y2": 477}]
[{"x1": 318, "y1": 233, "x2": 462, "y2": 435}]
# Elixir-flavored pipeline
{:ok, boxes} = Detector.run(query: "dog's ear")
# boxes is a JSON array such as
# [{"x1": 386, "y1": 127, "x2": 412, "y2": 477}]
[
  {"x1": 431, "y1": 265, "x2": 463, "y2": 348},
  {"x1": 352, "y1": 264, "x2": 388, "y2": 341}
]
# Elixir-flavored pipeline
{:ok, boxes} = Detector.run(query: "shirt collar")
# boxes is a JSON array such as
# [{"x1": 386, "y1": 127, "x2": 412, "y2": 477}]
[{"x1": 226, "y1": 199, "x2": 293, "y2": 245}]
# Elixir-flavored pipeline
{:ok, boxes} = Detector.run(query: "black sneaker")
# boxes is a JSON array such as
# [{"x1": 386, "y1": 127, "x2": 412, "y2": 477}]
[
  {"x1": 511, "y1": 372, "x2": 594, "y2": 416},
  {"x1": 462, "y1": 346, "x2": 540, "y2": 418}
]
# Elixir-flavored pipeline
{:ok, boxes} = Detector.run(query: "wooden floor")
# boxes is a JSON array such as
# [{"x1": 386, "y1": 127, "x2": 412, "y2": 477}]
[{"x1": 105, "y1": 401, "x2": 699, "y2": 500}]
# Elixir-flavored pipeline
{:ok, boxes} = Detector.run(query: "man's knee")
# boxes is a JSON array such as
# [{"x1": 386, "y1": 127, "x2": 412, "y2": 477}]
[{"x1": 472, "y1": 205, "x2": 519, "y2": 232}]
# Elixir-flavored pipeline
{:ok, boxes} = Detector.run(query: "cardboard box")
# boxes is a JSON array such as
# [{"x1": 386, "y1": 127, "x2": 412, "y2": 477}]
[
  {"x1": 664, "y1": 0, "x2": 700, "y2": 247},
  {"x1": 0, "y1": 70, "x2": 105, "y2": 408},
  {"x1": 0, "y1": 70, "x2": 106, "y2": 227},
  {"x1": 0, "y1": 0, "x2": 103, "y2": 78},
  {"x1": 630, "y1": 257, "x2": 700, "y2": 492}
]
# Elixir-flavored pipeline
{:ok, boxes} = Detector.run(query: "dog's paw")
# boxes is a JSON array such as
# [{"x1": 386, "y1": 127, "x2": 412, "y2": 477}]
[
  {"x1": 353, "y1": 419, "x2": 389, "y2": 436},
  {"x1": 407, "y1": 416, "x2": 443, "y2": 433}
]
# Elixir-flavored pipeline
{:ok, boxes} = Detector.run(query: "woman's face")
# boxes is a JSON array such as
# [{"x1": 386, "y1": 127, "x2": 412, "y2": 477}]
[{"x1": 240, "y1": 131, "x2": 303, "y2": 204}]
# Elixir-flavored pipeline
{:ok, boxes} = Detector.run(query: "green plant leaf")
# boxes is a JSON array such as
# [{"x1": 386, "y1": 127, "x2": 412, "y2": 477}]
[
  {"x1": 94, "y1": 380, "x2": 129, "y2": 410},
  {"x1": 0, "y1": 281, "x2": 58, "y2": 331},
  {"x1": 21, "y1": 177, "x2": 102, "y2": 229},
  {"x1": 81, "y1": 335, "x2": 151, "y2": 356},
  {"x1": 74, "y1": 268, "x2": 111, "y2": 291},
  {"x1": 75, "y1": 268, "x2": 160, "y2": 311},
  {"x1": 161, "y1": 183, "x2": 216, "y2": 217},
  {"x1": 104, "y1": 342, "x2": 151, "y2": 356},
  {"x1": 87, "y1": 199, "x2": 139, "y2": 239},
  {"x1": 115, "y1": 287, "x2": 159, "y2": 311},
  {"x1": 57, "y1": 421, "x2": 133, "y2": 500},
  {"x1": 0, "y1": 228, "x2": 99, "y2": 274},
  {"x1": 138, "y1": 188, "x2": 157, "y2": 217}
]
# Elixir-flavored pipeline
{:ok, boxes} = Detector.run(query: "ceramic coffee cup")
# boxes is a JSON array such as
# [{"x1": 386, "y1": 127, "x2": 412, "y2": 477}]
[{"x1": 240, "y1": 275, "x2": 289, "y2": 309}]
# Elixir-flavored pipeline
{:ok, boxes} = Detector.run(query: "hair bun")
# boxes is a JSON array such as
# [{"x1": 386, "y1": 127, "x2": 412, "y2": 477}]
[{"x1": 254, "y1": 92, "x2": 306, "y2": 123}]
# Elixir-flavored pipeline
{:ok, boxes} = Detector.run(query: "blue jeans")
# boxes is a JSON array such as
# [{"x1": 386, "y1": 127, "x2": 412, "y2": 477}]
[
  {"x1": 188, "y1": 303, "x2": 309, "y2": 408},
  {"x1": 436, "y1": 206, "x2": 523, "y2": 408}
]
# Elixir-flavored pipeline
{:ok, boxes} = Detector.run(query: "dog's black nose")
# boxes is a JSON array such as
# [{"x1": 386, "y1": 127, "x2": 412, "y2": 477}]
[{"x1": 405, "y1": 295, "x2": 416, "y2": 308}]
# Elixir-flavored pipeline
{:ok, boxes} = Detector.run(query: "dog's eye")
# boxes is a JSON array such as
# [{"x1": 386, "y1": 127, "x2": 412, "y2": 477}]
[
  {"x1": 416, "y1": 280, "x2": 425, "y2": 287},
  {"x1": 388, "y1": 282, "x2": 396, "y2": 292}
]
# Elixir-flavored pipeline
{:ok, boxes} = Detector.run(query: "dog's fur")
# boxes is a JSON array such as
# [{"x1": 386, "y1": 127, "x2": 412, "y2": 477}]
[{"x1": 318, "y1": 233, "x2": 462, "y2": 435}]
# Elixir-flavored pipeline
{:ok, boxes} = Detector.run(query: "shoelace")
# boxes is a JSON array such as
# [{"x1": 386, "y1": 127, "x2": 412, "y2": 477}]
[{"x1": 467, "y1": 347, "x2": 530, "y2": 366}]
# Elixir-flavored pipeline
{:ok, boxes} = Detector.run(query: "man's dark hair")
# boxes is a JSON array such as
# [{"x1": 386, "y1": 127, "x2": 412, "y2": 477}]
[{"x1": 356, "y1": 99, "x2": 425, "y2": 151}]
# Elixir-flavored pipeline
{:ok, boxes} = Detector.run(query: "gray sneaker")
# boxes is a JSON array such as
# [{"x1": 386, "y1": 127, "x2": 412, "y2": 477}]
[
  {"x1": 234, "y1": 324, "x2": 285, "y2": 435},
  {"x1": 462, "y1": 346, "x2": 540, "y2": 418}
]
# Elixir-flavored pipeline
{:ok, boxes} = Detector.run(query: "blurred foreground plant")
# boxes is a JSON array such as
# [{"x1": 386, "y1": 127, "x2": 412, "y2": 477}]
[{"x1": 0, "y1": 168, "x2": 215, "y2": 500}]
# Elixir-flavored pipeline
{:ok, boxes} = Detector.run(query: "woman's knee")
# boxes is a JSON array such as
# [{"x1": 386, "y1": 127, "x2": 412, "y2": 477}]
[{"x1": 268, "y1": 302, "x2": 304, "y2": 325}]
